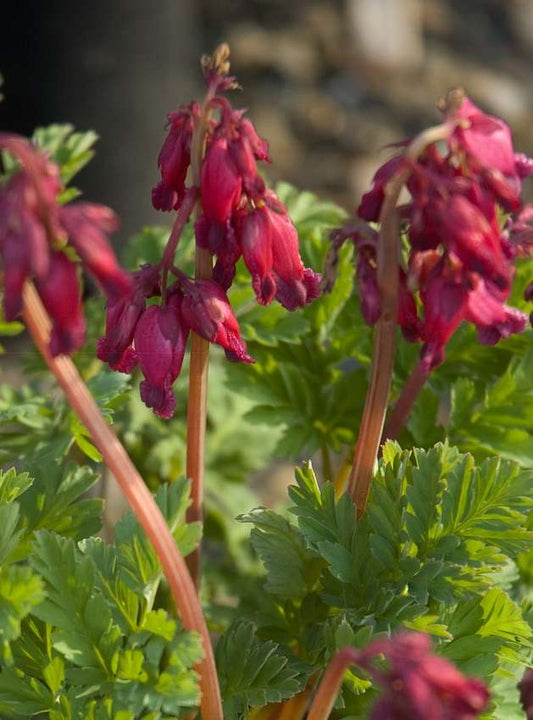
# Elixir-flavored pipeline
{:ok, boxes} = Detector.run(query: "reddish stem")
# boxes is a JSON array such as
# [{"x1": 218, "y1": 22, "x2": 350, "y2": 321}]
[
  {"x1": 160, "y1": 187, "x2": 198, "y2": 303},
  {"x1": 347, "y1": 124, "x2": 450, "y2": 517},
  {"x1": 22, "y1": 284, "x2": 223, "y2": 720},
  {"x1": 306, "y1": 648, "x2": 359, "y2": 720},
  {"x1": 185, "y1": 246, "x2": 212, "y2": 585},
  {"x1": 184, "y1": 83, "x2": 216, "y2": 586},
  {"x1": 382, "y1": 359, "x2": 430, "y2": 441}
]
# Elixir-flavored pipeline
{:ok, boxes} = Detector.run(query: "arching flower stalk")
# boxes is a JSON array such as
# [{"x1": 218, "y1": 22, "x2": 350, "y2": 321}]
[
  {"x1": 325, "y1": 89, "x2": 533, "y2": 514},
  {"x1": 0, "y1": 136, "x2": 223, "y2": 720}
]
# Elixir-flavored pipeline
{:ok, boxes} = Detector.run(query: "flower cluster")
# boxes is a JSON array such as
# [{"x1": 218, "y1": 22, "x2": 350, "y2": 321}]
[
  {"x1": 356, "y1": 632, "x2": 489, "y2": 720},
  {"x1": 151, "y1": 48, "x2": 320, "y2": 310},
  {"x1": 335, "y1": 90, "x2": 533, "y2": 371},
  {"x1": 98, "y1": 45, "x2": 321, "y2": 418},
  {"x1": 0, "y1": 134, "x2": 131, "y2": 356},
  {"x1": 97, "y1": 265, "x2": 252, "y2": 419}
]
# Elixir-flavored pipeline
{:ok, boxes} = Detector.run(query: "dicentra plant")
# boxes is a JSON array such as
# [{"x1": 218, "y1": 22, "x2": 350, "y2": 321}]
[{"x1": 1, "y1": 45, "x2": 533, "y2": 720}]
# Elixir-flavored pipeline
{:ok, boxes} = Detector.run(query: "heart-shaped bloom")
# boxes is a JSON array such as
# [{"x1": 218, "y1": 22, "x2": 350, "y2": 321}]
[
  {"x1": 134, "y1": 294, "x2": 188, "y2": 419},
  {"x1": 180, "y1": 278, "x2": 253, "y2": 363}
]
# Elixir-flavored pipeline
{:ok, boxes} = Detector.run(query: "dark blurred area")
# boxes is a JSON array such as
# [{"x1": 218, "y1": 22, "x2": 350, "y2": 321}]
[{"x1": 2, "y1": 0, "x2": 533, "y2": 241}]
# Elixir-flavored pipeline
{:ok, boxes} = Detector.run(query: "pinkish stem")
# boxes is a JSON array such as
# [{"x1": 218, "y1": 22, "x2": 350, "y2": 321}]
[
  {"x1": 22, "y1": 284, "x2": 223, "y2": 720},
  {"x1": 306, "y1": 648, "x2": 359, "y2": 720},
  {"x1": 382, "y1": 359, "x2": 430, "y2": 441}
]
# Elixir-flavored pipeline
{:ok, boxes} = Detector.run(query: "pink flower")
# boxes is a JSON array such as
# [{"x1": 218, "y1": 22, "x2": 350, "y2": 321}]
[
  {"x1": 97, "y1": 265, "x2": 160, "y2": 373},
  {"x1": 419, "y1": 263, "x2": 468, "y2": 371},
  {"x1": 34, "y1": 251, "x2": 86, "y2": 356},
  {"x1": 234, "y1": 198, "x2": 321, "y2": 311},
  {"x1": 0, "y1": 134, "x2": 131, "y2": 359},
  {"x1": 200, "y1": 136, "x2": 242, "y2": 224},
  {"x1": 152, "y1": 105, "x2": 196, "y2": 211},
  {"x1": 227, "y1": 115, "x2": 270, "y2": 199},
  {"x1": 357, "y1": 633, "x2": 490, "y2": 720},
  {"x1": 134, "y1": 293, "x2": 188, "y2": 419},
  {"x1": 234, "y1": 206, "x2": 276, "y2": 305},
  {"x1": 465, "y1": 276, "x2": 526, "y2": 345},
  {"x1": 180, "y1": 279, "x2": 254, "y2": 363},
  {"x1": 340, "y1": 91, "x2": 533, "y2": 372},
  {"x1": 448, "y1": 96, "x2": 517, "y2": 178},
  {"x1": 0, "y1": 171, "x2": 50, "y2": 320},
  {"x1": 519, "y1": 667, "x2": 533, "y2": 720},
  {"x1": 358, "y1": 155, "x2": 404, "y2": 222},
  {"x1": 439, "y1": 196, "x2": 510, "y2": 290},
  {"x1": 59, "y1": 203, "x2": 132, "y2": 298}
]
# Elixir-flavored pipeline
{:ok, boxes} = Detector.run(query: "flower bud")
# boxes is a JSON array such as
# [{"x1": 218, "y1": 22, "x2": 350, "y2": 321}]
[{"x1": 152, "y1": 107, "x2": 195, "y2": 211}]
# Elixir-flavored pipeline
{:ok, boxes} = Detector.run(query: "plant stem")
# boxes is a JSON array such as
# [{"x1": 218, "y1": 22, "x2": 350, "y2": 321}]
[
  {"x1": 160, "y1": 187, "x2": 198, "y2": 303},
  {"x1": 22, "y1": 283, "x2": 223, "y2": 720},
  {"x1": 382, "y1": 359, "x2": 430, "y2": 441},
  {"x1": 306, "y1": 648, "x2": 358, "y2": 720},
  {"x1": 347, "y1": 124, "x2": 450, "y2": 517},
  {"x1": 184, "y1": 84, "x2": 216, "y2": 587},
  {"x1": 185, "y1": 246, "x2": 212, "y2": 585}
]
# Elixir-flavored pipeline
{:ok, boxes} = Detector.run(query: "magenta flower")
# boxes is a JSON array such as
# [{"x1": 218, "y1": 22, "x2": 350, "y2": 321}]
[
  {"x1": 97, "y1": 265, "x2": 160, "y2": 373},
  {"x1": 180, "y1": 279, "x2": 254, "y2": 363},
  {"x1": 235, "y1": 206, "x2": 275, "y2": 304},
  {"x1": 134, "y1": 293, "x2": 188, "y2": 420},
  {"x1": 200, "y1": 136, "x2": 243, "y2": 225},
  {"x1": 358, "y1": 155, "x2": 404, "y2": 223},
  {"x1": 0, "y1": 168, "x2": 52, "y2": 320},
  {"x1": 0, "y1": 134, "x2": 131, "y2": 357},
  {"x1": 234, "y1": 195, "x2": 321, "y2": 310},
  {"x1": 153, "y1": 87, "x2": 321, "y2": 312},
  {"x1": 343, "y1": 90, "x2": 533, "y2": 371},
  {"x1": 152, "y1": 104, "x2": 197, "y2": 212},
  {"x1": 34, "y1": 251, "x2": 86, "y2": 356},
  {"x1": 58, "y1": 203, "x2": 131, "y2": 298},
  {"x1": 357, "y1": 633, "x2": 490, "y2": 720}
]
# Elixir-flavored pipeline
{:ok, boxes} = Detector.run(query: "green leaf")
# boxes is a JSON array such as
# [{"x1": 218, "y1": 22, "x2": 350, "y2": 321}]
[
  {"x1": 32, "y1": 124, "x2": 98, "y2": 188},
  {"x1": 238, "y1": 508, "x2": 320, "y2": 598},
  {"x1": 31, "y1": 531, "x2": 121, "y2": 675},
  {"x1": 0, "y1": 566, "x2": 44, "y2": 662},
  {"x1": 216, "y1": 621, "x2": 308, "y2": 719}
]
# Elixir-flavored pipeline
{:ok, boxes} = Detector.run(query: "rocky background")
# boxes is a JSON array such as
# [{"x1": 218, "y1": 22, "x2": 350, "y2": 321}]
[{"x1": 2, "y1": 0, "x2": 533, "y2": 237}]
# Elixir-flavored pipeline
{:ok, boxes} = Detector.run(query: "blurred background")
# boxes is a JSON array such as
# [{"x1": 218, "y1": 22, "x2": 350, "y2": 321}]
[{"x1": 3, "y1": 0, "x2": 533, "y2": 240}]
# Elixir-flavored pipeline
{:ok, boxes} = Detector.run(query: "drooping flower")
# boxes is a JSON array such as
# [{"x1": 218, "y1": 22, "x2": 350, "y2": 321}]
[
  {"x1": 134, "y1": 293, "x2": 188, "y2": 419},
  {"x1": 180, "y1": 278, "x2": 254, "y2": 363},
  {"x1": 331, "y1": 90, "x2": 533, "y2": 371},
  {"x1": 0, "y1": 164, "x2": 54, "y2": 320},
  {"x1": 234, "y1": 194, "x2": 321, "y2": 310},
  {"x1": 200, "y1": 135, "x2": 243, "y2": 225},
  {"x1": 152, "y1": 104, "x2": 197, "y2": 212},
  {"x1": 58, "y1": 203, "x2": 132, "y2": 298},
  {"x1": 34, "y1": 251, "x2": 86, "y2": 356},
  {"x1": 153, "y1": 71, "x2": 321, "y2": 312},
  {"x1": 97, "y1": 264, "x2": 160, "y2": 373},
  {"x1": 357, "y1": 633, "x2": 490, "y2": 720},
  {"x1": 0, "y1": 134, "x2": 132, "y2": 357}
]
